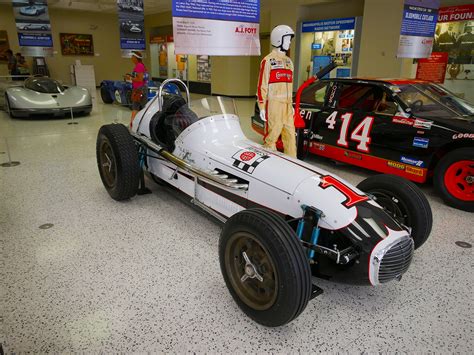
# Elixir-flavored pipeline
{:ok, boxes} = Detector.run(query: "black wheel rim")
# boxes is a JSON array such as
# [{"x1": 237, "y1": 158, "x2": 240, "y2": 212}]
[
  {"x1": 99, "y1": 137, "x2": 117, "y2": 188},
  {"x1": 371, "y1": 189, "x2": 412, "y2": 228},
  {"x1": 225, "y1": 232, "x2": 278, "y2": 311}
]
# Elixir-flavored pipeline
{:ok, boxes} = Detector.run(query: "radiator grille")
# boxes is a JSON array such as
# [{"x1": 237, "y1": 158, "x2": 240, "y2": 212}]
[{"x1": 378, "y1": 237, "x2": 414, "y2": 283}]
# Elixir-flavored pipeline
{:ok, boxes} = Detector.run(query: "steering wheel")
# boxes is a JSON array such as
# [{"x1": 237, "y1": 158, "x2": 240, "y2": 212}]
[{"x1": 410, "y1": 99, "x2": 424, "y2": 112}]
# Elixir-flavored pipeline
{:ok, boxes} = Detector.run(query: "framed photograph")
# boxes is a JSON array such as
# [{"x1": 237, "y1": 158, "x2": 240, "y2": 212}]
[
  {"x1": 59, "y1": 33, "x2": 94, "y2": 56},
  {"x1": 0, "y1": 30, "x2": 11, "y2": 62}
]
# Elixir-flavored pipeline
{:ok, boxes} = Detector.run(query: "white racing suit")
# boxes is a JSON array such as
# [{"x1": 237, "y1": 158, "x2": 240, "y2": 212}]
[{"x1": 257, "y1": 48, "x2": 296, "y2": 157}]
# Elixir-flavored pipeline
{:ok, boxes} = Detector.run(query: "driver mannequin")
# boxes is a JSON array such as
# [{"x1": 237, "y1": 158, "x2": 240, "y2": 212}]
[{"x1": 257, "y1": 25, "x2": 296, "y2": 157}]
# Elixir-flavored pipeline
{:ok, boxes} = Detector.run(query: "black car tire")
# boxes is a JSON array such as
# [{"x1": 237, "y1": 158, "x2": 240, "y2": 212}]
[
  {"x1": 434, "y1": 148, "x2": 474, "y2": 212},
  {"x1": 125, "y1": 89, "x2": 133, "y2": 110},
  {"x1": 100, "y1": 85, "x2": 114, "y2": 104},
  {"x1": 96, "y1": 124, "x2": 140, "y2": 201},
  {"x1": 219, "y1": 208, "x2": 312, "y2": 327},
  {"x1": 357, "y1": 174, "x2": 432, "y2": 249}
]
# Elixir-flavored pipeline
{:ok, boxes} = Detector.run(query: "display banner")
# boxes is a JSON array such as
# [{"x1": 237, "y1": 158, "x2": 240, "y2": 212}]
[
  {"x1": 397, "y1": 0, "x2": 441, "y2": 58},
  {"x1": 117, "y1": 0, "x2": 146, "y2": 56},
  {"x1": 12, "y1": 0, "x2": 53, "y2": 56},
  {"x1": 172, "y1": 0, "x2": 260, "y2": 56},
  {"x1": 438, "y1": 4, "x2": 474, "y2": 23},
  {"x1": 415, "y1": 52, "x2": 449, "y2": 83},
  {"x1": 302, "y1": 18, "x2": 356, "y2": 33}
]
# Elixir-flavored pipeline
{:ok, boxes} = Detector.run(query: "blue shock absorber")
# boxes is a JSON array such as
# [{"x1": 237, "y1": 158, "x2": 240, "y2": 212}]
[
  {"x1": 296, "y1": 218, "x2": 305, "y2": 240},
  {"x1": 308, "y1": 226, "x2": 320, "y2": 259}
]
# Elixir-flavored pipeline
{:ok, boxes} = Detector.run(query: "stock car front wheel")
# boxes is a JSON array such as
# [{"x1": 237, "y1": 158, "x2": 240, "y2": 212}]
[
  {"x1": 357, "y1": 174, "x2": 432, "y2": 249},
  {"x1": 219, "y1": 208, "x2": 312, "y2": 327},
  {"x1": 96, "y1": 124, "x2": 140, "y2": 201},
  {"x1": 434, "y1": 148, "x2": 474, "y2": 212}
]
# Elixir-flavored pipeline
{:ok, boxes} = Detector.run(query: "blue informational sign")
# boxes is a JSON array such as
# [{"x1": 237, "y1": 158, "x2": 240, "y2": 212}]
[
  {"x1": 117, "y1": 0, "x2": 146, "y2": 51},
  {"x1": 18, "y1": 33, "x2": 53, "y2": 47},
  {"x1": 313, "y1": 56, "x2": 332, "y2": 78},
  {"x1": 400, "y1": 1, "x2": 439, "y2": 37},
  {"x1": 302, "y1": 17, "x2": 356, "y2": 33},
  {"x1": 172, "y1": 0, "x2": 260, "y2": 23},
  {"x1": 312, "y1": 43, "x2": 322, "y2": 50},
  {"x1": 336, "y1": 68, "x2": 351, "y2": 78}
]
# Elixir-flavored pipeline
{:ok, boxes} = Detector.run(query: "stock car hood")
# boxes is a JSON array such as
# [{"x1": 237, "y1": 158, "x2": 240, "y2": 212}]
[{"x1": 7, "y1": 86, "x2": 91, "y2": 109}]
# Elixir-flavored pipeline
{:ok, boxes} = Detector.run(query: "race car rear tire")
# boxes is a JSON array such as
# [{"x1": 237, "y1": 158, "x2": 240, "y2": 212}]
[
  {"x1": 125, "y1": 89, "x2": 133, "y2": 110},
  {"x1": 357, "y1": 174, "x2": 432, "y2": 249},
  {"x1": 100, "y1": 85, "x2": 114, "y2": 104},
  {"x1": 434, "y1": 148, "x2": 474, "y2": 212},
  {"x1": 219, "y1": 208, "x2": 312, "y2": 327},
  {"x1": 96, "y1": 124, "x2": 140, "y2": 201}
]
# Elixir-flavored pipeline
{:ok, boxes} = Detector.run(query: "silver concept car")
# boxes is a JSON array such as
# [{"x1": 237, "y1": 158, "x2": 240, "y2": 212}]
[{"x1": 2, "y1": 77, "x2": 92, "y2": 118}]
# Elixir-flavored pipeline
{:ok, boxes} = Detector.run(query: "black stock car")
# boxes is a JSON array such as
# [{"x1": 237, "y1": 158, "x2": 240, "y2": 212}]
[{"x1": 252, "y1": 78, "x2": 474, "y2": 212}]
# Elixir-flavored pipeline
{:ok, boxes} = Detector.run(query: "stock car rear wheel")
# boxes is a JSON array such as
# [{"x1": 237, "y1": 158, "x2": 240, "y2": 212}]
[
  {"x1": 219, "y1": 208, "x2": 312, "y2": 327},
  {"x1": 434, "y1": 148, "x2": 474, "y2": 212},
  {"x1": 100, "y1": 85, "x2": 114, "y2": 104},
  {"x1": 357, "y1": 174, "x2": 432, "y2": 249},
  {"x1": 96, "y1": 124, "x2": 140, "y2": 201}
]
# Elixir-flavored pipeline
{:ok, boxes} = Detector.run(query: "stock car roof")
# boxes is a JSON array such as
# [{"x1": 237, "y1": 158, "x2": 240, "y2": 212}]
[{"x1": 328, "y1": 77, "x2": 430, "y2": 86}]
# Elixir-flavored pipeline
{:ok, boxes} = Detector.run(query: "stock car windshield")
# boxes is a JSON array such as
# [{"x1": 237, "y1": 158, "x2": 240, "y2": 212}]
[
  {"x1": 396, "y1": 83, "x2": 474, "y2": 120},
  {"x1": 24, "y1": 77, "x2": 65, "y2": 94}
]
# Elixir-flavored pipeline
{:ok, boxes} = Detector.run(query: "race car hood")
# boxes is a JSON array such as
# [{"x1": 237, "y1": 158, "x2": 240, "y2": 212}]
[
  {"x1": 176, "y1": 114, "x2": 346, "y2": 195},
  {"x1": 7, "y1": 86, "x2": 91, "y2": 109}
]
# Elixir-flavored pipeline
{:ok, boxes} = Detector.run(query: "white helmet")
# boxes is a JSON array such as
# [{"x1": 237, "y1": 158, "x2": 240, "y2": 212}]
[{"x1": 270, "y1": 25, "x2": 295, "y2": 49}]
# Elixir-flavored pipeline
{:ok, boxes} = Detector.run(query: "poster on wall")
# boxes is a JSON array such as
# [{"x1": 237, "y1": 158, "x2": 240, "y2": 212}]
[
  {"x1": 172, "y1": 0, "x2": 260, "y2": 56},
  {"x1": 397, "y1": 0, "x2": 440, "y2": 58},
  {"x1": 0, "y1": 31, "x2": 11, "y2": 62},
  {"x1": 415, "y1": 52, "x2": 449, "y2": 83},
  {"x1": 433, "y1": 4, "x2": 474, "y2": 65},
  {"x1": 60, "y1": 33, "x2": 94, "y2": 56},
  {"x1": 12, "y1": 0, "x2": 53, "y2": 56},
  {"x1": 197, "y1": 55, "x2": 211, "y2": 81},
  {"x1": 117, "y1": 0, "x2": 146, "y2": 57}
]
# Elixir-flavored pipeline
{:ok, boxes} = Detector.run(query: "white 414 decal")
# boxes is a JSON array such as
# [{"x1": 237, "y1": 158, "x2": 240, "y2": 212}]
[{"x1": 326, "y1": 111, "x2": 375, "y2": 152}]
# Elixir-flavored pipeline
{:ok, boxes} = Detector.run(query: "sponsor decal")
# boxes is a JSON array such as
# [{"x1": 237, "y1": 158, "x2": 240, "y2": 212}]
[
  {"x1": 388, "y1": 161, "x2": 406, "y2": 170},
  {"x1": 413, "y1": 137, "x2": 429, "y2": 148},
  {"x1": 416, "y1": 130, "x2": 425, "y2": 135},
  {"x1": 269, "y1": 69, "x2": 292, "y2": 83},
  {"x1": 240, "y1": 151, "x2": 256, "y2": 161},
  {"x1": 312, "y1": 142, "x2": 325, "y2": 151},
  {"x1": 232, "y1": 148, "x2": 269, "y2": 174},
  {"x1": 392, "y1": 116, "x2": 415, "y2": 126},
  {"x1": 413, "y1": 118, "x2": 433, "y2": 129},
  {"x1": 343, "y1": 151, "x2": 362, "y2": 160},
  {"x1": 405, "y1": 166, "x2": 424, "y2": 176},
  {"x1": 400, "y1": 156, "x2": 425, "y2": 167},
  {"x1": 452, "y1": 133, "x2": 474, "y2": 139}
]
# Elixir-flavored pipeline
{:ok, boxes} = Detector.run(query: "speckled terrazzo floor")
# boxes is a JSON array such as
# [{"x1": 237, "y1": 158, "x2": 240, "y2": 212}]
[{"x1": 0, "y1": 94, "x2": 473, "y2": 353}]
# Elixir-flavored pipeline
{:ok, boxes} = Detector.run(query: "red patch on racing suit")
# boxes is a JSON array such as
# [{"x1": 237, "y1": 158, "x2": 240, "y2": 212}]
[{"x1": 269, "y1": 69, "x2": 292, "y2": 83}]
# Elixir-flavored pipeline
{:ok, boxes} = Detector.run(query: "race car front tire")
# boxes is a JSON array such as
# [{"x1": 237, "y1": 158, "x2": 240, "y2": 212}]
[
  {"x1": 96, "y1": 124, "x2": 140, "y2": 201},
  {"x1": 357, "y1": 174, "x2": 432, "y2": 249},
  {"x1": 100, "y1": 85, "x2": 114, "y2": 104},
  {"x1": 434, "y1": 148, "x2": 474, "y2": 212},
  {"x1": 219, "y1": 208, "x2": 312, "y2": 327}
]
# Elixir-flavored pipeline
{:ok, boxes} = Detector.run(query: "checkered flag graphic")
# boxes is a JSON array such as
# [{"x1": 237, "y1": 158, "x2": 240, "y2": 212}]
[{"x1": 233, "y1": 155, "x2": 269, "y2": 174}]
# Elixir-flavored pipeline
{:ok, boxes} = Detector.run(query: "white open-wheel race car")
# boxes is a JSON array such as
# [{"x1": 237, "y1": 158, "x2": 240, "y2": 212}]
[{"x1": 96, "y1": 75, "x2": 433, "y2": 327}]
